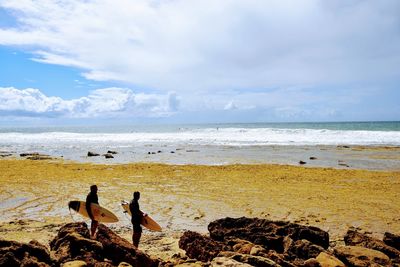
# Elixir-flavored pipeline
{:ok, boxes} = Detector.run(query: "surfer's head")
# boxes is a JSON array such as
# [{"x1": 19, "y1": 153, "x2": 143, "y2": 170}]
[
  {"x1": 90, "y1": 184, "x2": 98, "y2": 193},
  {"x1": 133, "y1": 191, "x2": 140, "y2": 200}
]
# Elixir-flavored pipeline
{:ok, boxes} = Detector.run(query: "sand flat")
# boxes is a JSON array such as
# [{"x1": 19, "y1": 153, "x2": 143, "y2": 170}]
[{"x1": 0, "y1": 159, "x2": 399, "y2": 259}]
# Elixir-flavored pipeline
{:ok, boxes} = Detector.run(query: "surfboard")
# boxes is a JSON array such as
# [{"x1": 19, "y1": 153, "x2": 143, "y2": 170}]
[
  {"x1": 68, "y1": 200, "x2": 118, "y2": 223},
  {"x1": 121, "y1": 200, "x2": 162, "y2": 231}
]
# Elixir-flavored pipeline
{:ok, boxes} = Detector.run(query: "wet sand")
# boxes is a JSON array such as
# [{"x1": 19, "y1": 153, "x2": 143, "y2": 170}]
[{"x1": 0, "y1": 159, "x2": 400, "y2": 261}]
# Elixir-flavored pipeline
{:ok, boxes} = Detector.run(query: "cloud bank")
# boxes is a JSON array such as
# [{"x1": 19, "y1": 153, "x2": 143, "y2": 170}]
[
  {"x1": 1, "y1": 0, "x2": 399, "y2": 92},
  {"x1": 0, "y1": 87, "x2": 179, "y2": 118}
]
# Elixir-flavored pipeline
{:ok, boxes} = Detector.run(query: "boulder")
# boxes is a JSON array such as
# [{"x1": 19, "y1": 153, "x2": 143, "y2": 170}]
[
  {"x1": 211, "y1": 256, "x2": 253, "y2": 266},
  {"x1": 285, "y1": 239, "x2": 325, "y2": 260},
  {"x1": 96, "y1": 224, "x2": 158, "y2": 267},
  {"x1": 87, "y1": 151, "x2": 100, "y2": 157},
  {"x1": 344, "y1": 230, "x2": 400, "y2": 259},
  {"x1": 0, "y1": 239, "x2": 52, "y2": 267},
  {"x1": 383, "y1": 232, "x2": 400, "y2": 251},
  {"x1": 208, "y1": 217, "x2": 329, "y2": 252},
  {"x1": 334, "y1": 245, "x2": 391, "y2": 267},
  {"x1": 20, "y1": 152, "x2": 39, "y2": 157},
  {"x1": 302, "y1": 258, "x2": 321, "y2": 267},
  {"x1": 218, "y1": 251, "x2": 281, "y2": 267},
  {"x1": 179, "y1": 231, "x2": 228, "y2": 262},
  {"x1": 104, "y1": 153, "x2": 114, "y2": 159},
  {"x1": 107, "y1": 150, "x2": 118, "y2": 154},
  {"x1": 299, "y1": 161, "x2": 307, "y2": 165},
  {"x1": 315, "y1": 252, "x2": 345, "y2": 267},
  {"x1": 63, "y1": 260, "x2": 87, "y2": 267},
  {"x1": 309, "y1": 157, "x2": 317, "y2": 160}
]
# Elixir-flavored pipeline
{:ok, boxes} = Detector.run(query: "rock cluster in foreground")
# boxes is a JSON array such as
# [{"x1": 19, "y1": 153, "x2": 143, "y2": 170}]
[
  {"x1": 0, "y1": 222, "x2": 159, "y2": 267},
  {"x1": 179, "y1": 217, "x2": 400, "y2": 267}
]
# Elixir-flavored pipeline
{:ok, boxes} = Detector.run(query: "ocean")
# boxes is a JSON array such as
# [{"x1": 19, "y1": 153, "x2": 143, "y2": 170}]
[{"x1": 1, "y1": 121, "x2": 399, "y2": 169}]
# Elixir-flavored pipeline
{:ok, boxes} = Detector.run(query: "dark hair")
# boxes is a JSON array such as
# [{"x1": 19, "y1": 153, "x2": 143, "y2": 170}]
[
  {"x1": 133, "y1": 191, "x2": 140, "y2": 200},
  {"x1": 90, "y1": 185, "x2": 97, "y2": 191}
]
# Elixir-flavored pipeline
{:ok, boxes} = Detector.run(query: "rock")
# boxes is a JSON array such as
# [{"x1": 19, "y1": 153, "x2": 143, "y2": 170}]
[
  {"x1": 104, "y1": 153, "x2": 114, "y2": 159},
  {"x1": 219, "y1": 251, "x2": 281, "y2": 267},
  {"x1": 316, "y1": 252, "x2": 345, "y2": 267},
  {"x1": 303, "y1": 258, "x2": 321, "y2": 267},
  {"x1": 20, "y1": 152, "x2": 39, "y2": 157},
  {"x1": 344, "y1": 230, "x2": 400, "y2": 259},
  {"x1": 250, "y1": 245, "x2": 267, "y2": 256},
  {"x1": 208, "y1": 217, "x2": 329, "y2": 252},
  {"x1": 96, "y1": 224, "x2": 158, "y2": 267},
  {"x1": 63, "y1": 260, "x2": 88, "y2": 267},
  {"x1": 179, "y1": 231, "x2": 228, "y2": 262},
  {"x1": 0, "y1": 239, "x2": 52, "y2": 267},
  {"x1": 118, "y1": 263, "x2": 133, "y2": 267},
  {"x1": 157, "y1": 150, "x2": 162, "y2": 153},
  {"x1": 285, "y1": 239, "x2": 325, "y2": 260},
  {"x1": 299, "y1": 161, "x2": 307, "y2": 165},
  {"x1": 383, "y1": 232, "x2": 400, "y2": 251},
  {"x1": 229, "y1": 239, "x2": 255, "y2": 254},
  {"x1": 87, "y1": 151, "x2": 100, "y2": 157},
  {"x1": 27, "y1": 154, "x2": 52, "y2": 160},
  {"x1": 265, "y1": 250, "x2": 297, "y2": 267},
  {"x1": 107, "y1": 150, "x2": 118, "y2": 154},
  {"x1": 309, "y1": 157, "x2": 317, "y2": 160},
  {"x1": 170, "y1": 151, "x2": 175, "y2": 154},
  {"x1": 334, "y1": 245, "x2": 391, "y2": 267},
  {"x1": 211, "y1": 256, "x2": 253, "y2": 266}
]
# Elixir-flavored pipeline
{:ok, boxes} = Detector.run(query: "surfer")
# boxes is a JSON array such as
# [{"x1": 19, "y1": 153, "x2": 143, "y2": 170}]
[
  {"x1": 86, "y1": 185, "x2": 99, "y2": 238},
  {"x1": 129, "y1": 191, "x2": 146, "y2": 247}
]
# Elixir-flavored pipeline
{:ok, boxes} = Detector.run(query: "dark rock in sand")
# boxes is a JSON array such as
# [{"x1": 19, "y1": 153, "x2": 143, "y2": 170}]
[
  {"x1": 87, "y1": 151, "x2": 100, "y2": 157},
  {"x1": 96, "y1": 224, "x2": 158, "y2": 267},
  {"x1": 0, "y1": 153, "x2": 12, "y2": 157},
  {"x1": 344, "y1": 230, "x2": 400, "y2": 260},
  {"x1": 20, "y1": 152, "x2": 39, "y2": 157},
  {"x1": 334, "y1": 245, "x2": 391, "y2": 267},
  {"x1": 0, "y1": 239, "x2": 53, "y2": 267},
  {"x1": 104, "y1": 153, "x2": 114, "y2": 159},
  {"x1": 179, "y1": 231, "x2": 228, "y2": 262},
  {"x1": 107, "y1": 150, "x2": 118, "y2": 154},
  {"x1": 383, "y1": 232, "x2": 400, "y2": 251},
  {"x1": 208, "y1": 217, "x2": 329, "y2": 251},
  {"x1": 157, "y1": 150, "x2": 162, "y2": 153},
  {"x1": 299, "y1": 161, "x2": 307, "y2": 165},
  {"x1": 170, "y1": 151, "x2": 175, "y2": 153},
  {"x1": 309, "y1": 157, "x2": 317, "y2": 160}
]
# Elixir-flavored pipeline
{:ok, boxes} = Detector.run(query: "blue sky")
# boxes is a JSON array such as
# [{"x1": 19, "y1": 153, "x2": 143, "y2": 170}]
[{"x1": 0, "y1": 0, "x2": 399, "y2": 125}]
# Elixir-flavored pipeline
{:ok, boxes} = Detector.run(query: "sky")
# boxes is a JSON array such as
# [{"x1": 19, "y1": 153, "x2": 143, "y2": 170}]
[{"x1": 0, "y1": 0, "x2": 399, "y2": 125}]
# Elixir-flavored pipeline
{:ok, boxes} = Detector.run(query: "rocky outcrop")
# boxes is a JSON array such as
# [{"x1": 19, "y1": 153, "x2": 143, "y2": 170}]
[
  {"x1": 0, "y1": 239, "x2": 53, "y2": 267},
  {"x1": 208, "y1": 217, "x2": 329, "y2": 251},
  {"x1": 179, "y1": 231, "x2": 228, "y2": 262},
  {"x1": 96, "y1": 224, "x2": 158, "y2": 267},
  {"x1": 383, "y1": 232, "x2": 400, "y2": 251},
  {"x1": 87, "y1": 151, "x2": 100, "y2": 157},
  {"x1": 48, "y1": 222, "x2": 158, "y2": 267},
  {"x1": 104, "y1": 153, "x2": 114, "y2": 159},
  {"x1": 334, "y1": 245, "x2": 391, "y2": 267},
  {"x1": 344, "y1": 230, "x2": 400, "y2": 260}
]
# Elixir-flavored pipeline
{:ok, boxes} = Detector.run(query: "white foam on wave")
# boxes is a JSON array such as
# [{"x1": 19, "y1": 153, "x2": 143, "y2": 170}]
[{"x1": 0, "y1": 127, "x2": 399, "y2": 146}]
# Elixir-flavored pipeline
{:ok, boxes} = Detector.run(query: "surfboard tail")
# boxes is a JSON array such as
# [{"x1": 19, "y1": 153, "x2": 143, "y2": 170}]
[{"x1": 68, "y1": 200, "x2": 80, "y2": 212}]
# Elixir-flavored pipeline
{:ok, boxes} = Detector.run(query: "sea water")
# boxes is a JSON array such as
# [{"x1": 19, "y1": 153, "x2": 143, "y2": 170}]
[{"x1": 0, "y1": 121, "x2": 399, "y2": 169}]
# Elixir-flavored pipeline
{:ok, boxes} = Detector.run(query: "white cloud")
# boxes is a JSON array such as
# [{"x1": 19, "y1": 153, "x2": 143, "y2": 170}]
[
  {"x1": 224, "y1": 101, "x2": 237, "y2": 110},
  {"x1": 0, "y1": 0, "x2": 399, "y2": 93},
  {"x1": 0, "y1": 87, "x2": 179, "y2": 118}
]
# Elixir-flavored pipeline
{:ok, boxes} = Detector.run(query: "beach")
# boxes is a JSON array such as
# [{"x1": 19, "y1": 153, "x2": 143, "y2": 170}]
[{"x1": 1, "y1": 158, "x2": 399, "y2": 262}]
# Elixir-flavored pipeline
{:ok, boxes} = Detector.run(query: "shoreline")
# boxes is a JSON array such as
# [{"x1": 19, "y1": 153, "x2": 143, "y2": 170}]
[{"x1": 1, "y1": 158, "x2": 399, "y2": 261}]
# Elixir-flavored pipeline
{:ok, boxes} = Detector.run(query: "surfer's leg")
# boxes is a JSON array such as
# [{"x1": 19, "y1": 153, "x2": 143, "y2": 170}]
[
  {"x1": 132, "y1": 232, "x2": 141, "y2": 247},
  {"x1": 91, "y1": 220, "x2": 98, "y2": 238}
]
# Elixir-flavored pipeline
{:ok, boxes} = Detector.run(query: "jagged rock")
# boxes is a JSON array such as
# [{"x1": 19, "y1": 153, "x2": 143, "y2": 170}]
[
  {"x1": 0, "y1": 239, "x2": 52, "y2": 267},
  {"x1": 383, "y1": 232, "x2": 400, "y2": 251},
  {"x1": 208, "y1": 217, "x2": 329, "y2": 252},
  {"x1": 315, "y1": 252, "x2": 345, "y2": 267},
  {"x1": 107, "y1": 150, "x2": 118, "y2": 154},
  {"x1": 211, "y1": 256, "x2": 253, "y2": 266},
  {"x1": 334, "y1": 245, "x2": 391, "y2": 267},
  {"x1": 265, "y1": 250, "x2": 297, "y2": 267},
  {"x1": 219, "y1": 251, "x2": 281, "y2": 267},
  {"x1": 96, "y1": 224, "x2": 158, "y2": 267},
  {"x1": 87, "y1": 151, "x2": 100, "y2": 157},
  {"x1": 285, "y1": 239, "x2": 325, "y2": 260},
  {"x1": 250, "y1": 245, "x2": 268, "y2": 256},
  {"x1": 302, "y1": 258, "x2": 321, "y2": 267},
  {"x1": 104, "y1": 153, "x2": 114, "y2": 159},
  {"x1": 179, "y1": 231, "x2": 228, "y2": 262},
  {"x1": 344, "y1": 230, "x2": 400, "y2": 259},
  {"x1": 63, "y1": 260, "x2": 87, "y2": 267},
  {"x1": 228, "y1": 239, "x2": 255, "y2": 254}
]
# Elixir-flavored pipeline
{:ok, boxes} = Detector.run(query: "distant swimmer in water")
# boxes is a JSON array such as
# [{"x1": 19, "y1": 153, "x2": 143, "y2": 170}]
[
  {"x1": 86, "y1": 185, "x2": 99, "y2": 238},
  {"x1": 129, "y1": 191, "x2": 147, "y2": 247}
]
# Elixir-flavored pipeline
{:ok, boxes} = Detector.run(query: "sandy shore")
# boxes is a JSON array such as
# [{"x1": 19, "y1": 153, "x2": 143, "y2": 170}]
[{"x1": 1, "y1": 159, "x2": 399, "y2": 261}]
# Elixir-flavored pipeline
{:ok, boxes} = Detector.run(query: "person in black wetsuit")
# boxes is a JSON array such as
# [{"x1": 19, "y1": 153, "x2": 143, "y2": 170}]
[
  {"x1": 129, "y1": 191, "x2": 146, "y2": 247},
  {"x1": 86, "y1": 185, "x2": 99, "y2": 238}
]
